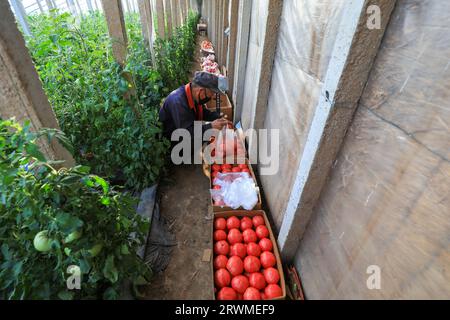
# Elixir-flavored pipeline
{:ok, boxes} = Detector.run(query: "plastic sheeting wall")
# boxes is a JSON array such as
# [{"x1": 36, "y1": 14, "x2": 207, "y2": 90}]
[
  {"x1": 295, "y1": 0, "x2": 450, "y2": 299},
  {"x1": 257, "y1": 0, "x2": 345, "y2": 229},
  {"x1": 240, "y1": 0, "x2": 268, "y2": 131}
]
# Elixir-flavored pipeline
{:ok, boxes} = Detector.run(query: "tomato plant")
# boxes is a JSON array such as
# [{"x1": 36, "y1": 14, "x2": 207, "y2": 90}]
[
  {"x1": 0, "y1": 119, "x2": 151, "y2": 300},
  {"x1": 154, "y1": 12, "x2": 199, "y2": 92},
  {"x1": 25, "y1": 11, "x2": 177, "y2": 191}
]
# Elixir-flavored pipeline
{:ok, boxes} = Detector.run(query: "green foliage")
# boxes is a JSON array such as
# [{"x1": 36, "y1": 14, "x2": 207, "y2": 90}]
[
  {"x1": 154, "y1": 12, "x2": 200, "y2": 92},
  {"x1": 25, "y1": 11, "x2": 169, "y2": 191},
  {"x1": 0, "y1": 119, "x2": 151, "y2": 300}
]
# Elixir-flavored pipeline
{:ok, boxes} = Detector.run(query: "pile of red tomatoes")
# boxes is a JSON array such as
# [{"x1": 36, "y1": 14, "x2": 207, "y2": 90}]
[{"x1": 213, "y1": 215, "x2": 283, "y2": 300}]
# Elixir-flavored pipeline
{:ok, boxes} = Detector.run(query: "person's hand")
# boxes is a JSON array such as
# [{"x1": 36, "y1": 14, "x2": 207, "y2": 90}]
[{"x1": 211, "y1": 118, "x2": 231, "y2": 130}]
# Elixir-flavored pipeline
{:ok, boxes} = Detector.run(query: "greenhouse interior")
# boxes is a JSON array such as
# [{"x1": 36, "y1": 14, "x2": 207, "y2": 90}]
[{"x1": 0, "y1": 0, "x2": 449, "y2": 303}]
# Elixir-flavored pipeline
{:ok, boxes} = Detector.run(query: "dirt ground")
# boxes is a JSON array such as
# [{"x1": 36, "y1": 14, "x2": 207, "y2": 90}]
[
  {"x1": 142, "y1": 36, "x2": 214, "y2": 300},
  {"x1": 142, "y1": 164, "x2": 214, "y2": 300}
]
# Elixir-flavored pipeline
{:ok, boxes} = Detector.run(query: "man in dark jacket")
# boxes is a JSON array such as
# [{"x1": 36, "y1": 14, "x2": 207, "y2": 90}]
[{"x1": 159, "y1": 72, "x2": 231, "y2": 142}]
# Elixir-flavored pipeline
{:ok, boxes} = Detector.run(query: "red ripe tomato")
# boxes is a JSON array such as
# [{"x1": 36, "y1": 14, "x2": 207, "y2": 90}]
[
  {"x1": 248, "y1": 272, "x2": 266, "y2": 290},
  {"x1": 217, "y1": 287, "x2": 237, "y2": 300},
  {"x1": 214, "y1": 240, "x2": 229, "y2": 255},
  {"x1": 212, "y1": 164, "x2": 221, "y2": 172},
  {"x1": 221, "y1": 164, "x2": 232, "y2": 171},
  {"x1": 240, "y1": 217, "x2": 253, "y2": 231},
  {"x1": 244, "y1": 256, "x2": 261, "y2": 273},
  {"x1": 213, "y1": 185, "x2": 221, "y2": 190},
  {"x1": 231, "y1": 167, "x2": 241, "y2": 173},
  {"x1": 255, "y1": 225, "x2": 269, "y2": 239},
  {"x1": 211, "y1": 171, "x2": 220, "y2": 179},
  {"x1": 213, "y1": 230, "x2": 227, "y2": 241},
  {"x1": 214, "y1": 218, "x2": 227, "y2": 230},
  {"x1": 260, "y1": 251, "x2": 276, "y2": 268},
  {"x1": 226, "y1": 256, "x2": 244, "y2": 276},
  {"x1": 238, "y1": 164, "x2": 248, "y2": 170},
  {"x1": 230, "y1": 243, "x2": 247, "y2": 259},
  {"x1": 259, "y1": 238, "x2": 273, "y2": 252},
  {"x1": 222, "y1": 168, "x2": 231, "y2": 173},
  {"x1": 252, "y1": 215, "x2": 265, "y2": 228},
  {"x1": 227, "y1": 228, "x2": 243, "y2": 245},
  {"x1": 214, "y1": 268, "x2": 231, "y2": 288},
  {"x1": 243, "y1": 287, "x2": 261, "y2": 300},
  {"x1": 242, "y1": 229, "x2": 257, "y2": 243},
  {"x1": 231, "y1": 275, "x2": 249, "y2": 294},
  {"x1": 241, "y1": 168, "x2": 250, "y2": 174},
  {"x1": 227, "y1": 216, "x2": 240, "y2": 230},
  {"x1": 264, "y1": 284, "x2": 282, "y2": 299},
  {"x1": 246, "y1": 242, "x2": 261, "y2": 257},
  {"x1": 263, "y1": 267, "x2": 280, "y2": 284},
  {"x1": 261, "y1": 292, "x2": 266, "y2": 300},
  {"x1": 214, "y1": 255, "x2": 228, "y2": 269},
  {"x1": 214, "y1": 200, "x2": 225, "y2": 206}
]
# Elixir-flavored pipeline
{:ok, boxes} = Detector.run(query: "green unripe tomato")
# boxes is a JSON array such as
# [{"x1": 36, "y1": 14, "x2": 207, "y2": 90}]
[
  {"x1": 88, "y1": 244, "x2": 103, "y2": 257},
  {"x1": 33, "y1": 230, "x2": 52, "y2": 252},
  {"x1": 120, "y1": 244, "x2": 130, "y2": 255},
  {"x1": 64, "y1": 230, "x2": 82, "y2": 244},
  {"x1": 64, "y1": 247, "x2": 71, "y2": 256}
]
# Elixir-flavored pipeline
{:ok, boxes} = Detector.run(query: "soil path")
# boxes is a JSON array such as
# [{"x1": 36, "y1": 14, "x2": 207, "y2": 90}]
[{"x1": 142, "y1": 35, "x2": 214, "y2": 300}]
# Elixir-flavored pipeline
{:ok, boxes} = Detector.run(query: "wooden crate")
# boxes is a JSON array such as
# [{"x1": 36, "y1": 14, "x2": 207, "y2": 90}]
[
  {"x1": 211, "y1": 210, "x2": 287, "y2": 300},
  {"x1": 206, "y1": 93, "x2": 233, "y2": 120},
  {"x1": 203, "y1": 153, "x2": 262, "y2": 212}
]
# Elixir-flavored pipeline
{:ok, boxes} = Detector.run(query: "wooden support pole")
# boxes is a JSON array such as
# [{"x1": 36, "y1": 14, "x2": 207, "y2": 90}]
[
  {"x1": 250, "y1": 0, "x2": 283, "y2": 131},
  {"x1": 221, "y1": 0, "x2": 229, "y2": 67},
  {"x1": 86, "y1": 0, "x2": 94, "y2": 12},
  {"x1": 36, "y1": 0, "x2": 44, "y2": 13},
  {"x1": 212, "y1": 0, "x2": 219, "y2": 48},
  {"x1": 164, "y1": 0, "x2": 173, "y2": 37},
  {"x1": 170, "y1": 0, "x2": 178, "y2": 29},
  {"x1": 0, "y1": 1, "x2": 75, "y2": 166},
  {"x1": 178, "y1": 0, "x2": 186, "y2": 25},
  {"x1": 232, "y1": 0, "x2": 251, "y2": 122},
  {"x1": 216, "y1": 0, "x2": 223, "y2": 63},
  {"x1": 101, "y1": 0, "x2": 128, "y2": 66},
  {"x1": 144, "y1": 0, "x2": 155, "y2": 62},
  {"x1": 154, "y1": 0, "x2": 166, "y2": 39},
  {"x1": 226, "y1": 0, "x2": 239, "y2": 100},
  {"x1": 277, "y1": 0, "x2": 397, "y2": 261},
  {"x1": 138, "y1": 0, "x2": 150, "y2": 44}
]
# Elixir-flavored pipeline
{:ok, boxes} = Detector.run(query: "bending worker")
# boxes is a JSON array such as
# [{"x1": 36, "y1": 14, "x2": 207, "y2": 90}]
[{"x1": 159, "y1": 71, "x2": 231, "y2": 143}]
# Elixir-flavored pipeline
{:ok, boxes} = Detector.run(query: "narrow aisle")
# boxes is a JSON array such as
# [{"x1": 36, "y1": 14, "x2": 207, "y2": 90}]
[{"x1": 142, "y1": 36, "x2": 214, "y2": 300}]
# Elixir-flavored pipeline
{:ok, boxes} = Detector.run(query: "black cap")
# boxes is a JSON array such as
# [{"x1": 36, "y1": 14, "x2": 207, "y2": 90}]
[{"x1": 192, "y1": 71, "x2": 228, "y2": 94}]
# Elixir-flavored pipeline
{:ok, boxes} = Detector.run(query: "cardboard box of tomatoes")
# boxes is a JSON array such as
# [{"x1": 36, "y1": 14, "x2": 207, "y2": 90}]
[
  {"x1": 211, "y1": 210, "x2": 286, "y2": 300},
  {"x1": 208, "y1": 160, "x2": 262, "y2": 212}
]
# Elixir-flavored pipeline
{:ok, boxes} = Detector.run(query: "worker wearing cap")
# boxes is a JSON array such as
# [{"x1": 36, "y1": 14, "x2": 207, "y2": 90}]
[{"x1": 159, "y1": 72, "x2": 231, "y2": 141}]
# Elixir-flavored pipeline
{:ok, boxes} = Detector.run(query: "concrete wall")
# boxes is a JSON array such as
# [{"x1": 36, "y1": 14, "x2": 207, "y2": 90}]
[{"x1": 295, "y1": 0, "x2": 450, "y2": 299}]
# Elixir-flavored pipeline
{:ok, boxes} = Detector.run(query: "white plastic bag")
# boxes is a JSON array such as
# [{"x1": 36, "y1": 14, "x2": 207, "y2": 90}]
[{"x1": 210, "y1": 172, "x2": 258, "y2": 210}]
